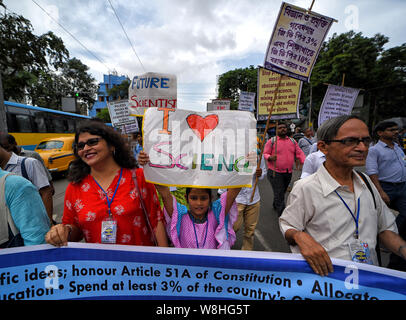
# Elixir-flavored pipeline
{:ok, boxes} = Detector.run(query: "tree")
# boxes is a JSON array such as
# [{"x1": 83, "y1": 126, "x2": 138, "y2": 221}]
[
  {"x1": 95, "y1": 108, "x2": 111, "y2": 123},
  {"x1": 0, "y1": 10, "x2": 97, "y2": 113},
  {"x1": 217, "y1": 65, "x2": 257, "y2": 110},
  {"x1": 0, "y1": 12, "x2": 69, "y2": 102},
  {"x1": 107, "y1": 79, "x2": 130, "y2": 101}
]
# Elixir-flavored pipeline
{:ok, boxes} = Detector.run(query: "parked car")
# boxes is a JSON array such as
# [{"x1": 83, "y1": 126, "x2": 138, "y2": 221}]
[{"x1": 35, "y1": 136, "x2": 75, "y2": 174}]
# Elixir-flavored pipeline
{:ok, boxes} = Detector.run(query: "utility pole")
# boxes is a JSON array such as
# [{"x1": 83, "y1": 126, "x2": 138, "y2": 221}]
[{"x1": 0, "y1": 73, "x2": 8, "y2": 133}]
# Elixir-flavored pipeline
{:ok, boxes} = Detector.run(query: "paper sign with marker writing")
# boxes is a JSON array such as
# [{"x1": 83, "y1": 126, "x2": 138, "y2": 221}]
[
  {"x1": 128, "y1": 72, "x2": 177, "y2": 117},
  {"x1": 142, "y1": 108, "x2": 257, "y2": 188}
]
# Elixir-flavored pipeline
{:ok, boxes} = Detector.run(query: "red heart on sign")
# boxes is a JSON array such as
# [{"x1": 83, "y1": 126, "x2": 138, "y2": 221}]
[{"x1": 186, "y1": 114, "x2": 219, "y2": 142}]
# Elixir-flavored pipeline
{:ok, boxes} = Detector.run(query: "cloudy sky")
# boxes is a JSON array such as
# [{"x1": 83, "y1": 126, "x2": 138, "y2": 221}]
[{"x1": 4, "y1": 0, "x2": 406, "y2": 111}]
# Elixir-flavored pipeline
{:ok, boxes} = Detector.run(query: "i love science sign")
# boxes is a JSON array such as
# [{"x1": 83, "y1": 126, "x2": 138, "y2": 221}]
[{"x1": 142, "y1": 108, "x2": 257, "y2": 188}]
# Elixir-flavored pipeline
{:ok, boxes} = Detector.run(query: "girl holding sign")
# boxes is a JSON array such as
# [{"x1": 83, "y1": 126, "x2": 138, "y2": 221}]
[{"x1": 138, "y1": 151, "x2": 240, "y2": 249}]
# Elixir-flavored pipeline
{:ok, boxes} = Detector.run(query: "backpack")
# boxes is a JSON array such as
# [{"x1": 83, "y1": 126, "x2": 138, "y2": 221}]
[{"x1": 0, "y1": 173, "x2": 24, "y2": 248}]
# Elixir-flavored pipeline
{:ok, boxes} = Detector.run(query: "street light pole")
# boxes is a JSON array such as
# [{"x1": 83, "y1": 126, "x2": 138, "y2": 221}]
[{"x1": 0, "y1": 73, "x2": 8, "y2": 133}]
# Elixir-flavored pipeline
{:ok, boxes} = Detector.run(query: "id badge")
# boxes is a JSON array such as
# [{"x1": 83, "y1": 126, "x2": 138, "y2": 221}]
[
  {"x1": 348, "y1": 240, "x2": 373, "y2": 264},
  {"x1": 101, "y1": 217, "x2": 117, "y2": 244}
]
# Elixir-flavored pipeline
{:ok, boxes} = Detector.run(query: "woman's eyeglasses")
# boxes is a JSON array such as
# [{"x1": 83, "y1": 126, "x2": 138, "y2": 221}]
[
  {"x1": 76, "y1": 138, "x2": 101, "y2": 151},
  {"x1": 324, "y1": 137, "x2": 372, "y2": 147}
]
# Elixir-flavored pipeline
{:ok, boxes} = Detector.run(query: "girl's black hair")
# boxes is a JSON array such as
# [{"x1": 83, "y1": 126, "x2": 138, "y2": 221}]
[
  {"x1": 185, "y1": 188, "x2": 213, "y2": 202},
  {"x1": 68, "y1": 120, "x2": 137, "y2": 184}
]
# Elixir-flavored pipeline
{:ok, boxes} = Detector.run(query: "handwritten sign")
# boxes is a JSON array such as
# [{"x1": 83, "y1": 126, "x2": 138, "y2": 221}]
[
  {"x1": 128, "y1": 72, "x2": 177, "y2": 117},
  {"x1": 317, "y1": 84, "x2": 361, "y2": 126},
  {"x1": 1, "y1": 243, "x2": 406, "y2": 300},
  {"x1": 142, "y1": 108, "x2": 257, "y2": 188},
  {"x1": 264, "y1": 2, "x2": 334, "y2": 82},
  {"x1": 238, "y1": 91, "x2": 256, "y2": 112},
  {"x1": 257, "y1": 67, "x2": 302, "y2": 121}
]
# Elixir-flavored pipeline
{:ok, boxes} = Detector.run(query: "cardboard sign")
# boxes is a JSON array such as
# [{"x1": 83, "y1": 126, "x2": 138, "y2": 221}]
[
  {"x1": 128, "y1": 72, "x2": 177, "y2": 117},
  {"x1": 142, "y1": 108, "x2": 257, "y2": 188},
  {"x1": 318, "y1": 84, "x2": 361, "y2": 126},
  {"x1": 257, "y1": 67, "x2": 302, "y2": 121},
  {"x1": 264, "y1": 2, "x2": 334, "y2": 82}
]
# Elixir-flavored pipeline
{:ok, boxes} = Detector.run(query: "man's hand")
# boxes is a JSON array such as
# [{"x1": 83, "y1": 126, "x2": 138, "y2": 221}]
[
  {"x1": 287, "y1": 230, "x2": 334, "y2": 276},
  {"x1": 379, "y1": 190, "x2": 390, "y2": 205}
]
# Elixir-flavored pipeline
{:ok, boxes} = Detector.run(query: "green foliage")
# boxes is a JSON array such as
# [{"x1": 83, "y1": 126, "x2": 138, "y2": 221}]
[
  {"x1": 107, "y1": 79, "x2": 130, "y2": 101},
  {"x1": 95, "y1": 108, "x2": 111, "y2": 123},
  {"x1": 217, "y1": 65, "x2": 257, "y2": 110},
  {"x1": 0, "y1": 11, "x2": 96, "y2": 112}
]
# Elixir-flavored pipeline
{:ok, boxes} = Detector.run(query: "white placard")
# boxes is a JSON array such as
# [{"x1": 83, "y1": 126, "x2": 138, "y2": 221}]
[
  {"x1": 264, "y1": 2, "x2": 334, "y2": 82},
  {"x1": 142, "y1": 108, "x2": 257, "y2": 188},
  {"x1": 107, "y1": 100, "x2": 135, "y2": 127},
  {"x1": 238, "y1": 91, "x2": 256, "y2": 112},
  {"x1": 208, "y1": 99, "x2": 230, "y2": 111},
  {"x1": 318, "y1": 84, "x2": 361, "y2": 127},
  {"x1": 128, "y1": 72, "x2": 177, "y2": 117}
]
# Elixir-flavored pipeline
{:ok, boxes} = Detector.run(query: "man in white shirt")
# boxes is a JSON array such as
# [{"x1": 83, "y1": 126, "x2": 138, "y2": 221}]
[
  {"x1": 300, "y1": 150, "x2": 326, "y2": 179},
  {"x1": 279, "y1": 115, "x2": 406, "y2": 276}
]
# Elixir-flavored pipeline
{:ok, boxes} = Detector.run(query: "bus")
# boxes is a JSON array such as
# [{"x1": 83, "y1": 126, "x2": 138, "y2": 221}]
[{"x1": 3, "y1": 101, "x2": 92, "y2": 150}]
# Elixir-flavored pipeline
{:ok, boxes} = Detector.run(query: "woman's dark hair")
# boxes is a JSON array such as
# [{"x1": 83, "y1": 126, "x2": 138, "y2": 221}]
[{"x1": 68, "y1": 120, "x2": 137, "y2": 183}]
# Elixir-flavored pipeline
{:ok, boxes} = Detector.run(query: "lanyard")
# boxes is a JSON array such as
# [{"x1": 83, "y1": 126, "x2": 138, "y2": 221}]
[
  {"x1": 189, "y1": 212, "x2": 208, "y2": 248},
  {"x1": 93, "y1": 168, "x2": 123, "y2": 217},
  {"x1": 334, "y1": 190, "x2": 360, "y2": 239}
]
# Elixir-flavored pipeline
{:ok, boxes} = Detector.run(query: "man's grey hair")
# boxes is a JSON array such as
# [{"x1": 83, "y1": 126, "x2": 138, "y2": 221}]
[{"x1": 317, "y1": 115, "x2": 362, "y2": 142}]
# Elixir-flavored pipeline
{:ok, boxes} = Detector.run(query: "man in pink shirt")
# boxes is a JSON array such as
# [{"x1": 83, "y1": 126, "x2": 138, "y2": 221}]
[{"x1": 264, "y1": 122, "x2": 306, "y2": 216}]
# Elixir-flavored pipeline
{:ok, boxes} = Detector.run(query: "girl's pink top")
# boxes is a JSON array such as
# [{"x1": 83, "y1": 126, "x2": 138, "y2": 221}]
[{"x1": 163, "y1": 192, "x2": 238, "y2": 249}]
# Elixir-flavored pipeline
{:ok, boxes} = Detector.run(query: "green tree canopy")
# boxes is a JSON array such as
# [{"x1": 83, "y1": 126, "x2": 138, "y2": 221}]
[
  {"x1": 0, "y1": 9, "x2": 96, "y2": 112},
  {"x1": 217, "y1": 65, "x2": 257, "y2": 110}
]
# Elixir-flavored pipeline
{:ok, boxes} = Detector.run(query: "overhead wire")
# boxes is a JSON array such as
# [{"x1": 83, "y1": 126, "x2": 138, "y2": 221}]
[
  {"x1": 31, "y1": 0, "x2": 113, "y2": 73},
  {"x1": 107, "y1": 0, "x2": 146, "y2": 72}
]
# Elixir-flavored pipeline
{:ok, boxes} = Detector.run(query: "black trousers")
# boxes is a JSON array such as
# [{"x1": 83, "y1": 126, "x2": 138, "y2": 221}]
[{"x1": 267, "y1": 169, "x2": 292, "y2": 216}]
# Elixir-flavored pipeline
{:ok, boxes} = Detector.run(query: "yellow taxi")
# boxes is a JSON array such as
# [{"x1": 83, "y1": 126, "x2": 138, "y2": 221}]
[{"x1": 35, "y1": 136, "x2": 75, "y2": 174}]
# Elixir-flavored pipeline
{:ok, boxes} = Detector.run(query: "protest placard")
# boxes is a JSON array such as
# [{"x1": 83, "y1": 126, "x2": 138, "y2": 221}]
[
  {"x1": 257, "y1": 67, "x2": 302, "y2": 121},
  {"x1": 238, "y1": 91, "x2": 256, "y2": 112},
  {"x1": 207, "y1": 99, "x2": 230, "y2": 111},
  {"x1": 317, "y1": 84, "x2": 361, "y2": 126},
  {"x1": 128, "y1": 72, "x2": 177, "y2": 117},
  {"x1": 1, "y1": 243, "x2": 406, "y2": 300},
  {"x1": 142, "y1": 108, "x2": 257, "y2": 188},
  {"x1": 107, "y1": 100, "x2": 135, "y2": 127},
  {"x1": 264, "y1": 2, "x2": 334, "y2": 82}
]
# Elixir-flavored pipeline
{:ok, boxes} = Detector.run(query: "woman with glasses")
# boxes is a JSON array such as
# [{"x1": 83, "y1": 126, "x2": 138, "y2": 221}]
[{"x1": 45, "y1": 120, "x2": 168, "y2": 247}]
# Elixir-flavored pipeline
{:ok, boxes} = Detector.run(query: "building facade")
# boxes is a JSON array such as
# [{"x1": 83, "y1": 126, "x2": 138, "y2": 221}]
[{"x1": 89, "y1": 74, "x2": 128, "y2": 118}]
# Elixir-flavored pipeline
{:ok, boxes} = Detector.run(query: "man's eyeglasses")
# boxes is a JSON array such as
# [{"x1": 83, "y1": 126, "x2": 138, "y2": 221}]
[
  {"x1": 324, "y1": 137, "x2": 372, "y2": 147},
  {"x1": 76, "y1": 138, "x2": 101, "y2": 151},
  {"x1": 386, "y1": 128, "x2": 399, "y2": 132}
]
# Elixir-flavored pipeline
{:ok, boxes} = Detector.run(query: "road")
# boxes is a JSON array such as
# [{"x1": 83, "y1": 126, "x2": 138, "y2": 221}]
[{"x1": 51, "y1": 170, "x2": 298, "y2": 254}]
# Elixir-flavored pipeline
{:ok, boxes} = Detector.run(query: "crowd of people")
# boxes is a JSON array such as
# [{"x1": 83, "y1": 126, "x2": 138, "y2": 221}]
[{"x1": 1, "y1": 116, "x2": 406, "y2": 276}]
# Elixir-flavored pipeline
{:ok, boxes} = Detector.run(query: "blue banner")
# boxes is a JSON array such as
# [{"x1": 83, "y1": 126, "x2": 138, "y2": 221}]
[{"x1": 1, "y1": 243, "x2": 405, "y2": 300}]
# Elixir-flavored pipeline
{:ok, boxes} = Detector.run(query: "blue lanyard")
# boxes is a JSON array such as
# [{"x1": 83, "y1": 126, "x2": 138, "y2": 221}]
[
  {"x1": 189, "y1": 213, "x2": 208, "y2": 249},
  {"x1": 93, "y1": 168, "x2": 123, "y2": 217},
  {"x1": 335, "y1": 190, "x2": 360, "y2": 239}
]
